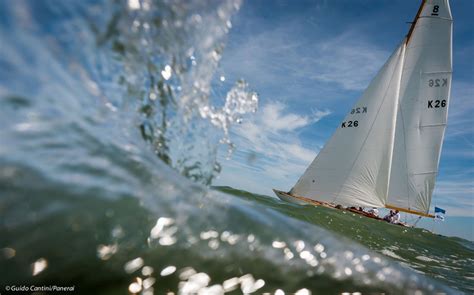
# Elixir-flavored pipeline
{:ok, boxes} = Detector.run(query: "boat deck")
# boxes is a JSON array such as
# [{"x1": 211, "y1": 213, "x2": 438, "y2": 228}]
[{"x1": 273, "y1": 189, "x2": 410, "y2": 227}]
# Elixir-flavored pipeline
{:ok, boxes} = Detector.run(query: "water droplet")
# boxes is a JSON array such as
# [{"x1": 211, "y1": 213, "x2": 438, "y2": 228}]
[
  {"x1": 294, "y1": 240, "x2": 305, "y2": 252},
  {"x1": 200, "y1": 230, "x2": 219, "y2": 240},
  {"x1": 223, "y1": 277, "x2": 239, "y2": 292},
  {"x1": 159, "y1": 236, "x2": 177, "y2": 246},
  {"x1": 254, "y1": 279, "x2": 265, "y2": 290},
  {"x1": 112, "y1": 225, "x2": 124, "y2": 239},
  {"x1": 97, "y1": 244, "x2": 118, "y2": 260},
  {"x1": 129, "y1": 282, "x2": 142, "y2": 293},
  {"x1": 124, "y1": 257, "x2": 144, "y2": 274},
  {"x1": 295, "y1": 288, "x2": 311, "y2": 295},
  {"x1": 344, "y1": 267, "x2": 352, "y2": 276},
  {"x1": 299, "y1": 251, "x2": 313, "y2": 260},
  {"x1": 143, "y1": 277, "x2": 155, "y2": 289},
  {"x1": 284, "y1": 248, "x2": 294, "y2": 260},
  {"x1": 160, "y1": 265, "x2": 176, "y2": 277},
  {"x1": 32, "y1": 258, "x2": 48, "y2": 276},
  {"x1": 208, "y1": 239, "x2": 219, "y2": 250},
  {"x1": 161, "y1": 65, "x2": 172, "y2": 80},
  {"x1": 179, "y1": 267, "x2": 197, "y2": 280},
  {"x1": 142, "y1": 266, "x2": 154, "y2": 276},
  {"x1": 127, "y1": 0, "x2": 140, "y2": 10},
  {"x1": 2, "y1": 247, "x2": 15, "y2": 259},
  {"x1": 247, "y1": 234, "x2": 255, "y2": 243},
  {"x1": 272, "y1": 241, "x2": 286, "y2": 249},
  {"x1": 314, "y1": 243, "x2": 325, "y2": 253}
]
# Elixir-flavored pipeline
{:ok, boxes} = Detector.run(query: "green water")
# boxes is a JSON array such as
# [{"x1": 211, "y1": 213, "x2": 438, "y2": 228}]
[{"x1": 215, "y1": 186, "x2": 474, "y2": 293}]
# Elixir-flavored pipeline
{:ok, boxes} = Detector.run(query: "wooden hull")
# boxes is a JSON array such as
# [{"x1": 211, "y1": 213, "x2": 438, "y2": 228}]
[
  {"x1": 272, "y1": 189, "x2": 411, "y2": 227},
  {"x1": 272, "y1": 189, "x2": 334, "y2": 208},
  {"x1": 273, "y1": 189, "x2": 308, "y2": 205}
]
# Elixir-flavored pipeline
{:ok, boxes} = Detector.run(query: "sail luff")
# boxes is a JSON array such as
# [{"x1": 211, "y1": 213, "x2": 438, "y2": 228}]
[
  {"x1": 384, "y1": 42, "x2": 406, "y2": 201},
  {"x1": 406, "y1": 0, "x2": 426, "y2": 45}
]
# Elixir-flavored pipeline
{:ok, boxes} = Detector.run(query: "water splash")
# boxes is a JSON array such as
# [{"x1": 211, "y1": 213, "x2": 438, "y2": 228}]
[{"x1": 89, "y1": 0, "x2": 258, "y2": 184}]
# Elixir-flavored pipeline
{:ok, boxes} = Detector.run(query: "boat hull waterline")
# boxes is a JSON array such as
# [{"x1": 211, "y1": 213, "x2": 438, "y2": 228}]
[{"x1": 272, "y1": 189, "x2": 409, "y2": 226}]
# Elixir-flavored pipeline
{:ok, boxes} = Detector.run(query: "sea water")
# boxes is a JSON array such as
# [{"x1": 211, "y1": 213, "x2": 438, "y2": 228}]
[{"x1": 0, "y1": 0, "x2": 472, "y2": 294}]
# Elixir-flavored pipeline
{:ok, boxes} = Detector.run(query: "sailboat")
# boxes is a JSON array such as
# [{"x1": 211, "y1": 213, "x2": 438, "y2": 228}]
[{"x1": 273, "y1": 0, "x2": 452, "y2": 221}]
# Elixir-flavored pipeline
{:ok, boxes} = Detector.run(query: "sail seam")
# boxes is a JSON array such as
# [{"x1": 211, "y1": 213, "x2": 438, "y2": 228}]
[
  {"x1": 423, "y1": 71, "x2": 452, "y2": 74},
  {"x1": 412, "y1": 171, "x2": 437, "y2": 175},
  {"x1": 419, "y1": 16, "x2": 452, "y2": 21},
  {"x1": 420, "y1": 123, "x2": 447, "y2": 128}
]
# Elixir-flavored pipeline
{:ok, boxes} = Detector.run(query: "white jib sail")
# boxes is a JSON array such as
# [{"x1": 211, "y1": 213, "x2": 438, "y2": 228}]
[
  {"x1": 290, "y1": 43, "x2": 406, "y2": 208},
  {"x1": 388, "y1": 0, "x2": 453, "y2": 214}
]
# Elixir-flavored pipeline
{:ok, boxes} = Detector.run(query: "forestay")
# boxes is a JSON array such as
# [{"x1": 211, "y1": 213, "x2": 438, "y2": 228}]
[
  {"x1": 387, "y1": 0, "x2": 452, "y2": 214},
  {"x1": 290, "y1": 43, "x2": 406, "y2": 208}
]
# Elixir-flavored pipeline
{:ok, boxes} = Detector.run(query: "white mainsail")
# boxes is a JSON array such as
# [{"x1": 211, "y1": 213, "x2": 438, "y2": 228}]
[
  {"x1": 290, "y1": 43, "x2": 406, "y2": 208},
  {"x1": 279, "y1": 0, "x2": 453, "y2": 216},
  {"x1": 387, "y1": 0, "x2": 453, "y2": 215}
]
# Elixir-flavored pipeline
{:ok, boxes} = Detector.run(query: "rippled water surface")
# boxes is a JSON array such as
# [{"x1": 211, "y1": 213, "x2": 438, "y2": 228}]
[{"x1": 0, "y1": 0, "x2": 472, "y2": 294}]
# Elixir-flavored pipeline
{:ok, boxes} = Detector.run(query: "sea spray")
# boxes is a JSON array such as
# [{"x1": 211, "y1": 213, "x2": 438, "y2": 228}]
[{"x1": 90, "y1": 0, "x2": 258, "y2": 184}]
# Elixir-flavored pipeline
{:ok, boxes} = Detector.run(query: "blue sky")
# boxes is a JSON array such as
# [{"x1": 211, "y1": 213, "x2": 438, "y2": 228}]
[{"x1": 213, "y1": 0, "x2": 473, "y2": 240}]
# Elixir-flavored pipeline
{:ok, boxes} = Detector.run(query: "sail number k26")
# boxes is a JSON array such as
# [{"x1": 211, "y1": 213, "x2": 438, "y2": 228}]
[
  {"x1": 341, "y1": 120, "x2": 358, "y2": 128},
  {"x1": 350, "y1": 107, "x2": 367, "y2": 114},
  {"x1": 428, "y1": 99, "x2": 446, "y2": 108},
  {"x1": 428, "y1": 78, "x2": 448, "y2": 87}
]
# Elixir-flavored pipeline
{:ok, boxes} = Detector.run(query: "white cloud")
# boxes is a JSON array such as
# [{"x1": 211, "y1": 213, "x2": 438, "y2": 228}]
[
  {"x1": 216, "y1": 102, "x2": 330, "y2": 195},
  {"x1": 233, "y1": 102, "x2": 329, "y2": 161},
  {"x1": 446, "y1": 81, "x2": 474, "y2": 139},
  {"x1": 280, "y1": 143, "x2": 316, "y2": 163},
  {"x1": 432, "y1": 180, "x2": 474, "y2": 217},
  {"x1": 222, "y1": 23, "x2": 390, "y2": 100},
  {"x1": 310, "y1": 30, "x2": 389, "y2": 90},
  {"x1": 261, "y1": 103, "x2": 311, "y2": 132}
]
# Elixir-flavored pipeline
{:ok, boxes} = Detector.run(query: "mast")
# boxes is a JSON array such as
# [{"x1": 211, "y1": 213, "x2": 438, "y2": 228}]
[{"x1": 405, "y1": 0, "x2": 426, "y2": 45}]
